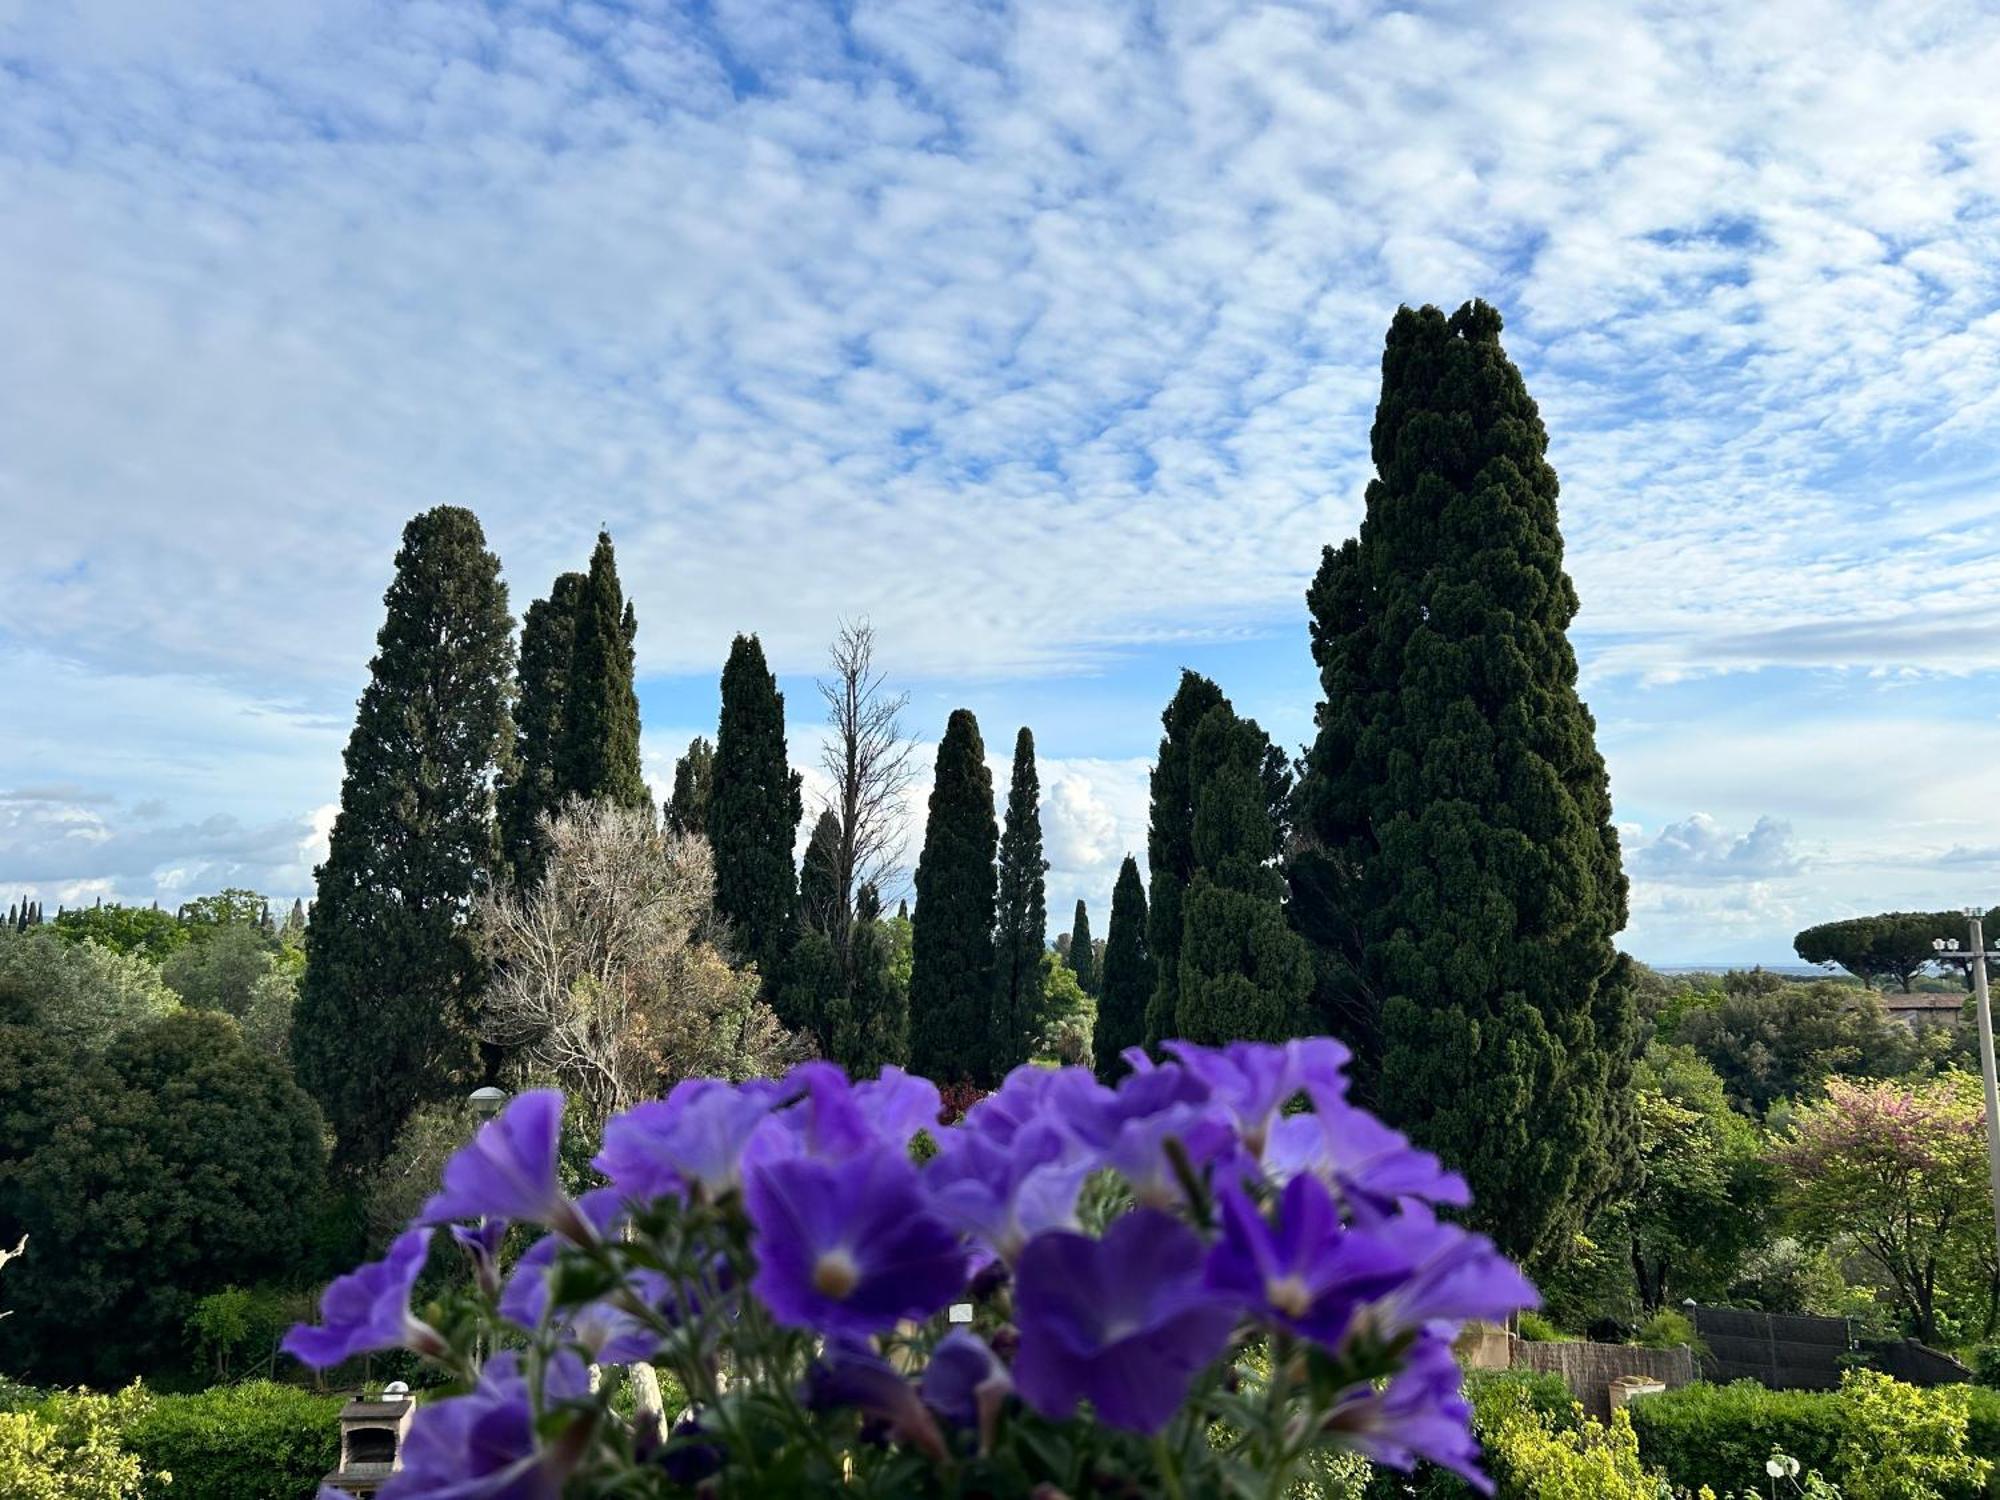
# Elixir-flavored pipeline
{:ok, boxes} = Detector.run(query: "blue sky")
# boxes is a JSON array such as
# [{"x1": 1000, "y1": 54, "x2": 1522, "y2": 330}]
[{"x1": 5, "y1": 0, "x2": 2000, "y2": 963}]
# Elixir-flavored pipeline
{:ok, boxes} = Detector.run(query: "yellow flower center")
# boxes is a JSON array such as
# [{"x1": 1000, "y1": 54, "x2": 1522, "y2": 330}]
[
  {"x1": 1266, "y1": 1274, "x2": 1313, "y2": 1318},
  {"x1": 812, "y1": 1248, "x2": 861, "y2": 1300}
]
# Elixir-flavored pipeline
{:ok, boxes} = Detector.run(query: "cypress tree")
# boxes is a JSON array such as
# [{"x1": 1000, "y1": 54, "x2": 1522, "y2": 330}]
[
  {"x1": 666, "y1": 736, "x2": 716, "y2": 838},
  {"x1": 907, "y1": 709, "x2": 998, "y2": 1085},
  {"x1": 1293, "y1": 301, "x2": 1636, "y2": 1261},
  {"x1": 1068, "y1": 898, "x2": 1095, "y2": 995},
  {"x1": 556, "y1": 532, "x2": 647, "y2": 811},
  {"x1": 1174, "y1": 703, "x2": 1311, "y2": 1045},
  {"x1": 500, "y1": 570, "x2": 585, "y2": 881},
  {"x1": 1092, "y1": 855, "x2": 1152, "y2": 1079},
  {"x1": 779, "y1": 809, "x2": 844, "y2": 1054},
  {"x1": 708, "y1": 634, "x2": 803, "y2": 990},
  {"x1": 292, "y1": 507, "x2": 513, "y2": 1170},
  {"x1": 840, "y1": 882, "x2": 909, "y2": 1075},
  {"x1": 1142, "y1": 672, "x2": 1226, "y2": 1046},
  {"x1": 991, "y1": 727, "x2": 1048, "y2": 1076},
  {"x1": 798, "y1": 809, "x2": 842, "y2": 937}
]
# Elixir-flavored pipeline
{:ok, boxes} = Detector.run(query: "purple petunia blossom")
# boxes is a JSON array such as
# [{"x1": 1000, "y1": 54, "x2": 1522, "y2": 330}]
[
  {"x1": 921, "y1": 1329, "x2": 1013, "y2": 1453},
  {"x1": 378, "y1": 1350, "x2": 593, "y2": 1500},
  {"x1": 450, "y1": 1219, "x2": 508, "y2": 1297},
  {"x1": 1102, "y1": 1100, "x2": 1237, "y2": 1210},
  {"x1": 1166, "y1": 1038, "x2": 1353, "y2": 1158},
  {"x1": 962, "y1": 1064, "x2": 1106, "y2": 1150},
  {"x1": 853, "y1": 1066, "x2": 944, "y2": 1149},
  {"x1": 421, "y1": 1090, "x2": 595, "y2": 1244},
  {"x1": 283, "y1": 1228, "x2": 439, "y2": 1368},
  {"x1": 1347, "y1": 1201, "x2": 1538, "y2": 1341},
  {"x1": 1327, "y1": 1332, "x2": 1491, "y2": 1492},
  {"x1": 1011, "y1": 1209, "x2": 1237, "y2": 1435},
  {"x1": 594, "y1": 1079, "x2": 783, "y2": 1202},
  {"x1": 925, "y1": 1118, "x2": 1092, "y2": 1265},
  {"x1": 1266, "y1": 1095, "x2": 1471, "y2": 1211},
  {"x1": 744, "y1": 1148, "x2": 967, "y2": 1337},
  {"x1": 1204, "y1": 1175, "x2": 1410, "y2": 1347},
  {"x1": 498, "y1": 1190, "x2": 644, "y2": 1338},
  {"x1": 803, "y1": 1336, "x2": 947, "y2": 1461}
]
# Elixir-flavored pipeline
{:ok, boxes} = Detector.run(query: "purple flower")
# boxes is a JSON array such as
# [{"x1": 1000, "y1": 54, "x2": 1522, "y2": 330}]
[
  {"x1": 283, "y1": 1228, "x2": 439, "y2": 1368},
  {"x1": 378, "y1": 1350, "x2": 593, "y2": 1500},
  {"x1": 745, "y1": 1148, "x2": 967, "y2": 1337},
  {"x1": 1204, "y1": 1175, "x2": 1410, "y2": 1347},
  {"x1": 1327, "y1": 1333, "x2": 1490, "y2": 1492},
  {"x1": 854, "y1": 1066, "x2": 943, "y2": 1148},
  {"x1": 498, "y1": 1191, "x2": 641, "y2": 1336},
  {"x1": 451, "y1": 1219, "x2": 508, "y2": 1297},
  {"x1": 803, "y1": 1336, "x2": 947, "y2": 1460},
  {"x1": 657, "y1": 1419, "x2": 724, "y2": 1487},
  {"x1": 1349, "y1": 1202, "x2": 1538, "y2": 1341},
  {"x1": 1267, "y1": 1095, "x2": 1471, "y2": 1211},
  {"x1": 1166, "y1": 1038, "x2": 1352, "y2": 1157},
  {"x1": 921, "y1": 1329, "x2": 1013, "y2": 1452},
  {"x1": 422, "y1": 1091, "x2": 594, "y2": 1244},
  {"x1": 595, "y1": 1079, "x2": 782, "y2": 1202},
  {"x1": 1103, "y1": 1100, "x2": 1237, "y2": 1209},
  {"x1": 1012, "y1": 1209, "x2": 1237, "y2": 1434},
  {"x1": 925, "y1": 1119, "x2": 1091, "y2": 1265},
  {"x1": 963, "y1": 1064, "x2": 1106, "y2": 1149}
]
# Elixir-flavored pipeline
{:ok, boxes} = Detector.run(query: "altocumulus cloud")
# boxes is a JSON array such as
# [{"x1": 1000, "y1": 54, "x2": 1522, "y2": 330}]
[{"x1": 1629, "y1": 814, "x2": 1807, "y2": 885}]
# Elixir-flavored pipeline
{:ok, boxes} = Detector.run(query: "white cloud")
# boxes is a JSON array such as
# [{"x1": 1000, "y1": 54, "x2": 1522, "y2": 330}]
[{"x1": 1629, "y1": 814, "x2": 1806, "y2": 884}]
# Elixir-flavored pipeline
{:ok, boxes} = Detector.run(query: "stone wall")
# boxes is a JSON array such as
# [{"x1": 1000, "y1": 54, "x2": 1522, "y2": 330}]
[{"x1": 1513, "y1": 1339, "x2": 1697, "y2": 1421}]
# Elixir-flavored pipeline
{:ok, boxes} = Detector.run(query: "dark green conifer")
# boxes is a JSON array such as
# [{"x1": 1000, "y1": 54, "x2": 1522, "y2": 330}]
[
  {"x1": 1142, "y1": 672, "x2": 1226, "y2": 1046},
  {"x1": 839, "y1": 882, "x2": 908, "y2": 1074},
  {"x1": 1293, "y1": 301, "x2": 1636, "y2": 1260},
  {"x1": 991, "y1": 728, "x2": 1048, "y2": 1076},
  {"x1": 556, "y1": 532, "x2": 647, "y2": 811},
  {"x1": 500, "y1": 570, "x2": 585, "y2": 881},
  {"x1": 666, "y1": 736, "x2": 716, "y2": 837},
  {"x1": 907, "y1": 710, "x2": 998, "y2": 1085},
  {"x1": 798, "y1": 809, "x2": 842, "y2": 937},
  {"x1": 1068, "y1": 899, "x2": 1095, "y2": 995},
  {"x1": 1093, "y1": 856, "x2": 1152, "y2": 1077},
  {"x1": 292, "y1": 507, "x2": 513, "y2": 1170},
  {"x1": 708, "y1": 635, "x2": 803, "y2": 991}
]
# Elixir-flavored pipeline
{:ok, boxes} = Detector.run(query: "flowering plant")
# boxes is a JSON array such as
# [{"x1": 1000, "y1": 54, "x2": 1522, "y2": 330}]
[{"x1": 291, "y1": 1038, "x2": 1536, "y2": 1498}]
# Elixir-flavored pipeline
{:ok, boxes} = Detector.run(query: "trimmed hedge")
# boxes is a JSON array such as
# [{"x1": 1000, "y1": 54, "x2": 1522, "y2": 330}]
[
  {"x1": 123, "y1": 1382, "x2": 341, "y2": 1500},
  {"x1": 1628, "y1": 1379, "x2": 2000, "y2": 1498}
]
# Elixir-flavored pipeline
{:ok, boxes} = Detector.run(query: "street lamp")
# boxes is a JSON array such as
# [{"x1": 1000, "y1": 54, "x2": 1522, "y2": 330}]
[
  {"x1": 1930, "y1": 912, "x2": 2000, "y2": 1257},
  {"x1": 468, "y1": 1085, "x2": 509, "y2": 1123}
]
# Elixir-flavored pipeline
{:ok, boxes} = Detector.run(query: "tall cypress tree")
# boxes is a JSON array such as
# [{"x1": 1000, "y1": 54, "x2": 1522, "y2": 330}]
[
  {"x1": 499, "y1": 570, "x2": 585, "y2": 882},
  {"x1": 292, "y1": 507, "x2": 513, "y2": 1170},
  {"x1": 665, "y1": 736, "x2": 715, "y2": 838},
  {"x1": 1092, "y1": 855, "x2": 1152, "y2": 1079},
  {"x1": 1142, "y1": 672, "x2": 1226, "y2": 1046},
  {"x1": 556, "y1": 532, "x2": 647, "y2": 811},
  {"x1": 991, "y1": 728, "x2": 1049, "y2": 1076},
  {"x1": 798, "y1": 809, "x2": 842, "y2": 937},
  {"x1": 907, "y1": 709, "x2": 998, "y2": 1085},
  {"x1": 840, "y1": 882, "x2": 908, "y2": 1075},
  {"x1": 1293, "y1": 301, "x2": 1636, "y2": 1261},
  {"x1": 1068, "y1": 899, "x2": 1095, "y2": 995},
  {"x1": 1174, "y1": 703, "x2": 1311, "y2": 1045},
  {"x1": 709, "y1": 634, "x2": 803, "y2": 990}
]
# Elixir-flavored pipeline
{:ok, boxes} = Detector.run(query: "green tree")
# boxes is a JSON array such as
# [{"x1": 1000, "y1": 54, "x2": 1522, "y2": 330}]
[
  {"x1": 780, "y1": 810, "x2": 846, "y2": 1055},
  {"x1": 556, "y1": 532, "x2": 647, "y2": 811},
  {"x1": 1292, "y1": 301, "x2": 1636, "y2": 1261},
  {"x1": 161, "y1": 925, "x2": 296, "y2": 1061},
  {"x1": 666, "y1": 735, "x2": 716, "y2": 838},
  {"x1": 992, "y1": 728, "x2": 1049, "y2": 1076},
  {"x1": 0, "y1": 929, "x2": 181, "y2": 1052},
  {"x1": 1175, "y1": 703, "x2": 1312, "y2": 1045},
  {"x1": 49, "y1": 905, "x2": 187, "y2": 962},
  {"x1": 499, "y1": 569, "x2": 585, "y2": 882},
  {"x1": 0, "y1": 1012, "x2": 324, "y2": 1382},
  {"x1": 708, "y1": 634, "x2": 803, "y2": 992},
  {"x1": 1068, "y1": 899, "x2": 1095, "y2": 995},
  {"x1": 1143, "y1": 671, "x2": 1226, "y2": 1048},
  {"x1": 838, "y1": 883, "x2": 908, "y2": 1075},
  {"x1": 176, "y1": 890, "x2": 268, "y2": 932},
  {"x1": 1671, "y1": 976, "x2": 1907, "y2": 1116},
  {"x1": 1795, "y1": 911, "x2": 1980, "y2": 992},
  {"x1": 291, "y1": 506, "x2": 513, "y2": 1170},
  {"x1": 1092, "y1": 856, "x2": 1152, "y2": 1078},
  {"x1": 907, "y1": 709, "x2": 998, "y2": 1085}
]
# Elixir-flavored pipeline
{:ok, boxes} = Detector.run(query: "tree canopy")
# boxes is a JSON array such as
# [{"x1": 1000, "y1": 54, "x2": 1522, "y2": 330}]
[
  {"x1": 500, "y1": 569, "x2": 584, "y2": 883},
  {"x1": 708, "y1": 634, "x2": 804, "y2": 991},
  {"x1": 991, "y1": 727, "x2": 1049, "y2": 1076},
  {"x1": 1794, "y1": 910, "x2": 1990, "y2": 992},
  {"x1": 1093, "y1": 855, "x2": 1152, "y2": 1078},
  {"x1": 556, "y1": 531, "x2": 647, "y2": 811},
  {"x1": 907, "y1": 709, "x2": 998, "y2": 1085}
]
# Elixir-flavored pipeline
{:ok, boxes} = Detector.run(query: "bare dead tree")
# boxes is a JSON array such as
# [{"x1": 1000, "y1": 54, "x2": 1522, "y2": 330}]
[
  {"x1": 478, "y1": 801, "x2": 806, "y2": 1130},
  {"x1": 817, "y1": 620, "x2": 918, "y2": 968}
]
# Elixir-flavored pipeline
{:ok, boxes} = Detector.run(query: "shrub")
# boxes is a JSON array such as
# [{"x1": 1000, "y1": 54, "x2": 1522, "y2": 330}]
[
  {"x1": 1833, "y1": 1369, "x2": 1991, "y2": 1500},
  {"x1": 1481, "y1": 1389, "x2": 1660, "y2": 1500},
  {"x1": 1628, "y1": 1380, "x2": 1844, "y2": 1491},
  {"x1": 1635, "y1": 1307, "x2": 1703, "y2": 1353},
  {"x1": 183, "y1": 1286, "x2": 301, "y2": 1383},
  {"x1": 123, "y1": 1381, "x2": 341, "y2": 1500},
  {"x1": 1516, "y1": 1310, "x2": 1565, "y2": 1342},
  {"x1": 0, "y1": 1386, "x2": 153, "y2": 1499}
]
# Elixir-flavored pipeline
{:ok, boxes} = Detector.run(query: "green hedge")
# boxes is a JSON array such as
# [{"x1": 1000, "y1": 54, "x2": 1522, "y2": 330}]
[
  {"x1": 1357, "y1": 1370, "x2": 1579, "y2": 1499},
  {"x1": 1628, "y1": 1379, "x2": 2000, "y2": 1498},
  {"x1": 123, "y1": 1382, "x2": 342, "y2": 1500}
]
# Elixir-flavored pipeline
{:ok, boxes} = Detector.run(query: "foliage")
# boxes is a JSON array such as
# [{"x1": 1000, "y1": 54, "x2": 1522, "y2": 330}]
[
  {"x1": 708, "y1": 633, "x2": 805, "y2": 989},
  {"x1": 1516, "y1": 1311, "x2": 1564, "y2": 1342},
  {"x1": 1143, "y1": 670, "x2": 1228, "y2": 1048},
  {"x1": 49, "y1": 905, "x2": 188, "y2": 962},
  {"x1": 498, "y1": 568, "x2": 584, "y2": 883},
  {"x1": 1068, "y1": 898, "x2": 1096, "y2": 995},
  {"x1": 160, "y1": 922, "x2": 295, "y2": 1059},
  {"x1": 479, "y1": 802, "x2": 804, "y2": 1131},
  {"x1": 666, "y1": 734, "x2": 716, "y2": 839},
  {"x1": 123, "y1": 1382, "x2": 342, "y2": 1500},
  {"x1": 364, "y1": 1098, "x2": 478, "y2": 1251},
  {"x1": 292, "y1": 505, "x2": 513, "y2": 1171},
  {"x1": 1775, "y1": 1074, "x2": 1993, "y2": 1344},
  {"x1": 1634, "y1": 1307, "x2": 1701, "y2": 1352},
  {"x1": 0, "y1": 929, "x2": 180, "y2": 1052},
  {"x1": 1035, "y1": 952, "x2": 1092, "y2": 1068},
  {"x1": 1292, "y1": 301, "x2": 1636, "y2": 1264},
  {"x1": 835, "y1": 895, "x2": 909, "y2": 1076},
  {"x1": 1832, "y1": 1369, "x2": 1990, "y2": 1500},
  {"x1": 183, "y1": 1286, "x2": 299, "y2": 1382},
  {"x1": 992, "y1": 727, "x2": 1050, "y2": 1077},
  {"x1": 556, "y1": 530, "x2": 648, "y2": 812},
  {"x1": 175, "y1": 890, "x2": 270, "y2": 932},
  {"x1": 0, "y1": 1012, "x2": 326, "y2": 1382},
  {"x1": 1092, "y1": 855, "x2": 1152, "y2": 1079},
  {"x1": 0, "y1": 1385, "x2": 153, "y2": 1500},
  {"x1": 1672, "y1": 978, "x2": 1920, "y2": 1117},
  {"x1": 907, "y1": 708, "x2": 999, "y2": 1085},
  {"x1": 1479, "y1": 1385, "x2": 1661, "y2": 1500},
  {"x1": 1795, "y1": 912, "x2": 1989, "y2": 993}
]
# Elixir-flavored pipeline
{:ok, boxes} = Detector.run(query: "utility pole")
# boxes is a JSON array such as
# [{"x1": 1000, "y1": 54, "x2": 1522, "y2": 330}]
[{"x1": 1933, "y1": 909, "x2": 2000, "y2": 1256}]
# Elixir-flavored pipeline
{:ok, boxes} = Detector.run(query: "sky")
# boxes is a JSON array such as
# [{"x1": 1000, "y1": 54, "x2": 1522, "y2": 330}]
[{"x1": 4, "y1": 0, "x2": 2000, "y2": 964}]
